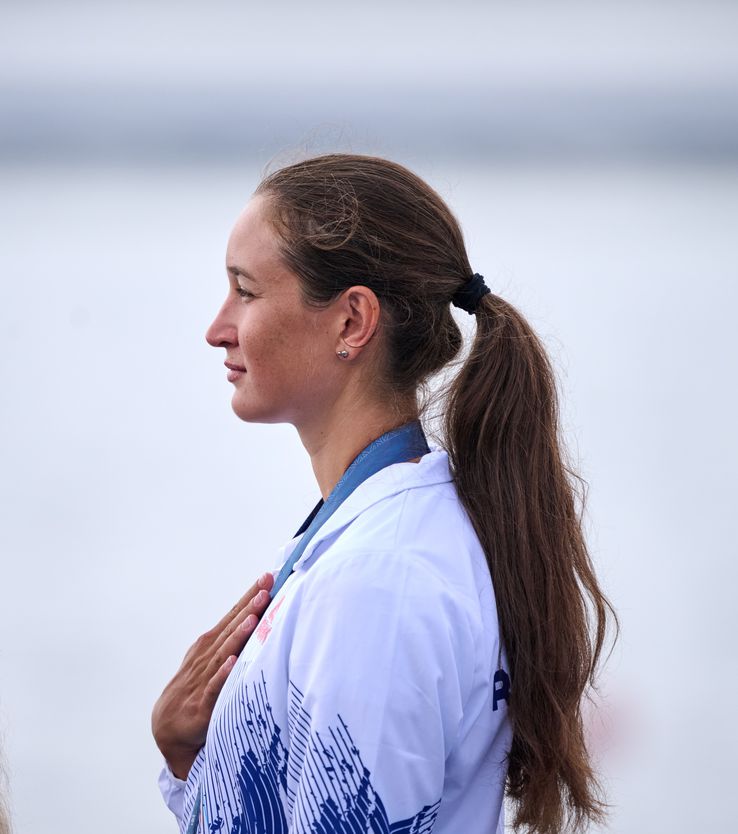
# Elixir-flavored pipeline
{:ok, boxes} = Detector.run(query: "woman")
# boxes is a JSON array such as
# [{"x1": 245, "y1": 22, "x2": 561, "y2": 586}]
[{"x1": 152, "y1": 154, "x2": 615, "y2": 834}]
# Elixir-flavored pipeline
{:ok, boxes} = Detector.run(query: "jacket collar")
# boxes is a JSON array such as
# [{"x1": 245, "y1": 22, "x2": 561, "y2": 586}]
[{"x1": 284, "y1": 445, "x2": 452, "y2": 572}]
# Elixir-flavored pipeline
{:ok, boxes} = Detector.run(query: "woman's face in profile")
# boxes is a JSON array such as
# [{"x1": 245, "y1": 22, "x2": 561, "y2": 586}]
[{"x1": 206, "y1": 195, "x2": 340, "y2": 426}]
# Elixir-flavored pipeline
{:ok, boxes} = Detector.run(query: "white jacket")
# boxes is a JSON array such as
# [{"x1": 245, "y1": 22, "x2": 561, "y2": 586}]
[{"x1": 159, "y1": 446, "x2": 512, "y2": 833}]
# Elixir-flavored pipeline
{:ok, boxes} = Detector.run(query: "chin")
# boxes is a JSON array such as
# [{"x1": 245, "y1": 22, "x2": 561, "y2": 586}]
[{"x1": 230, "y1": 394, "x2": 290, "y2": 425}]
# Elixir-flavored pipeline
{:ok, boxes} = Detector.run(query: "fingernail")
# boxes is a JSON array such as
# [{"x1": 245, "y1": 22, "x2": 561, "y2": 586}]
[
  {"x1": 258, "y1": 572, "x2": 272, "y2": 588},
  {"x1": 241, "y1": 614, "x2": 257, "y2": 632},
  {"x1": 255, "y1": 590, "x2": 269, "y2": 605}
]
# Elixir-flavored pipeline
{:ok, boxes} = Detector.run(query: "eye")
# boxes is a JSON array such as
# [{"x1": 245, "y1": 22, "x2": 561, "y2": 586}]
[{"x1": 235, "y1": 286, "x2": 255, "y2": 301}]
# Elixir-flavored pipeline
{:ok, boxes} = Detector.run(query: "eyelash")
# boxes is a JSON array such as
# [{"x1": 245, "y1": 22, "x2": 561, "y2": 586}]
[{"x1": 235, "y1": 287, "x2": 254, "y2": 300}]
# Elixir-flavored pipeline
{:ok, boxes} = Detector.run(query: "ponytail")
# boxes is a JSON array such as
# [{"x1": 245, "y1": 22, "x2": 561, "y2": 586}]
[{"x1": 444, "y1": 292, "x2": 616, "y2": 834}]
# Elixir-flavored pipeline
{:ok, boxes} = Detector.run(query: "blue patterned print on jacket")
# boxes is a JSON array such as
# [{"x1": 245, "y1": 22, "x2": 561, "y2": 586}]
[{"x1": 210, "y1": 674, "x2": 440, "y2": 833}]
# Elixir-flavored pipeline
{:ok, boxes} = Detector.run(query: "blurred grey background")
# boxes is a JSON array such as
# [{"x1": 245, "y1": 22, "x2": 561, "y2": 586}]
[{"x1": 1, "y1": 1, "x2": 736, "y2": 832}]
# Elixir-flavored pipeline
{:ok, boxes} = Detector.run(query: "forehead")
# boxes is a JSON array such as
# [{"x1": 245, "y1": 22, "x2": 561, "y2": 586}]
[{"x1": 226, "y1": 195, "x2": 288, "y2": 284}]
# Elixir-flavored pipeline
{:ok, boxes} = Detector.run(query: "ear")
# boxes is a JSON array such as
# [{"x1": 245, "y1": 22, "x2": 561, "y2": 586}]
[{"x1": 335, "y1": 285, "x2": 381, "y2": 355}]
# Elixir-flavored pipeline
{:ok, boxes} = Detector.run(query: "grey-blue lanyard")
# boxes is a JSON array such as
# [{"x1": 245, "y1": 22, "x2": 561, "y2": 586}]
[{"x1": 185, "y1": 420, "x2": 430, "y2": 834}]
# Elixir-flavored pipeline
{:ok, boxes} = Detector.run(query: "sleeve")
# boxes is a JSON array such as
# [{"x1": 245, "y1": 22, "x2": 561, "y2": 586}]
[
  {"x1": 283, "y1": 549, "x2": 474, "y2": 833},
  {"x1": 157, "y1": 761, "x2": 186, "y2": 821},
  {"x1": 157, "y1": 747, "x2": 206, "y2": 833}
]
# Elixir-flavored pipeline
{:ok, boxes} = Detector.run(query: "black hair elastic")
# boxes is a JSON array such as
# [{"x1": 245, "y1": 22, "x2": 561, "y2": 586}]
[{"x1": 451, "y1": 273, "x2": 491, "y2": 314}]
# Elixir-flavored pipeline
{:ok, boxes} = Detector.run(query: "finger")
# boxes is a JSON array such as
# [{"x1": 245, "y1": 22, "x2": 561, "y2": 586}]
[
  {"x1": 216, "y1": 613, "x2": 260, "y2": 669},
  {"x1": 202, "y1": 655, "x2": 237, "y2": 711},
  {"x1": 210, "y1": 589, "x2": 271, "y2": 659},
  {"x1": 210, "y1": 614, "x2": 259, "y2": 674},
  {"x1": 212, "y1": 576, "x2": 265, "y2": 631},
  {"x1": 259, "y1": 571, "x2": 275, "y2": 594},
  {"x1": 206, "y1": 613, "x2": 259, "y2": 678},
  {"x1": 210, "y1": 572, "x2": 274, "y2": 634}
]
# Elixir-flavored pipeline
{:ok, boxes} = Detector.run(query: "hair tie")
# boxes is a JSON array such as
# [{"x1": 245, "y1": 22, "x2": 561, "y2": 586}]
[{"x1": 451, "y1": 273, "x2": 491, "y2": 314}]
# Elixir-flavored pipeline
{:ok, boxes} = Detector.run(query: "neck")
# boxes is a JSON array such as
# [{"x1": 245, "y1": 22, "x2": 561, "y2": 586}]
[{"x1": 297, "y1": 394, "x2": 418, "y2": 500}]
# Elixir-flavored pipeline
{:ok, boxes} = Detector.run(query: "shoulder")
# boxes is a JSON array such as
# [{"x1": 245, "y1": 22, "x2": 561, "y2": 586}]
[
  {"x1": 289, "y1": 545, "x2": 478, "y2": 720},
  {"x1": 303, "y1": 477, "x2": 470, "y2": 589},
  {"x1": 288, "y1": 448, "x2": 502, "y2": 672},
  {"x1": 298, "y1": 482, "x2": 497, "y2": 664},
  {"x1": 308, "y1": 475, "x2": 491, "y2": 617}
]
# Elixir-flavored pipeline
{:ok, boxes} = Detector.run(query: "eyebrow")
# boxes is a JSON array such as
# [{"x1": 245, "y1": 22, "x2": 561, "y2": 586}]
[{"x1": 227, "y1": 265, "x2": 259, "y2": 283}]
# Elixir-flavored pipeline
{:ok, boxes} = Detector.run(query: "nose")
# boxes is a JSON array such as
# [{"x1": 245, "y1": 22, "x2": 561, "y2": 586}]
[{"x1": 205, "y1": 299, "x2": 238, "y2": 348}]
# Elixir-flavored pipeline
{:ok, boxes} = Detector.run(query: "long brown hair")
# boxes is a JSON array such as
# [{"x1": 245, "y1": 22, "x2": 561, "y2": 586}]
[{"x1": 256, "y1": 153, "x2": 617, "y2": 834}]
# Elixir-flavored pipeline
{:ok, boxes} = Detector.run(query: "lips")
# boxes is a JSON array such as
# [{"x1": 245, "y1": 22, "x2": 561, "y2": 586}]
[{"x1": 224, "y1": 360, "x2": 246, "y2": 383}]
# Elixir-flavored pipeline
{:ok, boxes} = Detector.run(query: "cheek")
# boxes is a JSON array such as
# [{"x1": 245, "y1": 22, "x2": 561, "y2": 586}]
[
  {"x1": 237, "y1": 310, "x2": 281, "y2": 361},
  {"x1": 236, "y1": 296, "x2": 332, "y2": 384},
  {"x1": 238, "y1": 308, "x2": 312, "y2": 377},
  {"x1": 302, "y1": 334, "x2": 326, "y2": 380}
]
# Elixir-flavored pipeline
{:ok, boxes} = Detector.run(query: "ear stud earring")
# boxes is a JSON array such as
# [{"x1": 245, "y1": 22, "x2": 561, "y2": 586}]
[{"x1": 336, "y1": 350, "x2": 349, "y2": 359}]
